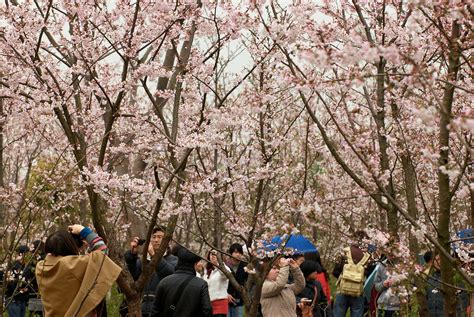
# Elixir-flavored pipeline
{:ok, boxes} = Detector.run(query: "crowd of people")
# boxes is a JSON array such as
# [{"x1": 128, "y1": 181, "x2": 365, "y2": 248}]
[
  {"x1": 1, "y1": 241, "x2": 43, "y2": 316},
  {"x1": 1, "y1": 225, "x2": 471, "y2": 317}
]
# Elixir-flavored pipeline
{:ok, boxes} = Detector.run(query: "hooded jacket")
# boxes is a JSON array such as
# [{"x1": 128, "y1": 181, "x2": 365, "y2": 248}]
[{"x1": 151, "y1": 248, "x2": 212, "y2": 317}]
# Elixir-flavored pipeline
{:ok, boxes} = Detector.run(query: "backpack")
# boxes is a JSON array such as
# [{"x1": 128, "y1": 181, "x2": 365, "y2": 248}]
[{"x1": 337, "y1": 247, "x2": 370, "y2": 297}]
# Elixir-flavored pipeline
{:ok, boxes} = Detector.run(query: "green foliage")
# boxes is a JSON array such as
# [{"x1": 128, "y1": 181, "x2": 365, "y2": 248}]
[
  {"x1": 26, "y1": 159, "x2": 82, "y2": 230},
  {"x1": 107, "y1": 283, "x2": 125, "y2": 316}
]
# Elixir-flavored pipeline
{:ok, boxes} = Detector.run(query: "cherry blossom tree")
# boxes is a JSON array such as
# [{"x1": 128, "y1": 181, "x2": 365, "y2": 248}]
[
  {"x1": 252, "y1": 0, "x2": 472, "y2": 314},
  {"x1": 1, "y1": 0, "x2": 472, "y2": 316},
  {"x1": 0, "y1": 0, "x2": 207, "y2": 314},
  {"x1": 1, "y1": 0, "x2": 287, "y2": 314}
]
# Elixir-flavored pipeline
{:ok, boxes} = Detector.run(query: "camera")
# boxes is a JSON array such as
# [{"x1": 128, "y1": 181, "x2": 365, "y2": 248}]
[
  {"x1": 70, "y1": 233, "x2": 84, "y2": 249},
  {"x1": 137, "y1": 238, "x2": 146, "y2": 246}
]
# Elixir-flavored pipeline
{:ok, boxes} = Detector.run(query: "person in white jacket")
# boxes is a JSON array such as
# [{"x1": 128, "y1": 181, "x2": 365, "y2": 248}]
[{"x1": 199, "y1": 250, "x2": 231, "y2": 317}]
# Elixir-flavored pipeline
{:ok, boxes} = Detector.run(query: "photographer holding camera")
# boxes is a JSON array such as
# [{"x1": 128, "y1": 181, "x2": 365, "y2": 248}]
[
  {"x1": 260, "y1": 257, "x2": 305, "y2": 317},
  {"x1": 123, "y1": 226, "x2": 178, "y2": 315},
  {"x1": 35, "y1": 224, "x2": 121, "y2": 316}
]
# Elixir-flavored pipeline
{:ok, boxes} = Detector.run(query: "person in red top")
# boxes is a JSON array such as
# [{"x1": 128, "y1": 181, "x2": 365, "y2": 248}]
[
  {"x1": 299, "y1": 260, "x2": 328, "y2": 317},
  {"x1": 198, "y1": 250, "x2": 231, "y2": 317},
  {"x1": 305, "y1": 251, "x2": 331, "y2": 304}
]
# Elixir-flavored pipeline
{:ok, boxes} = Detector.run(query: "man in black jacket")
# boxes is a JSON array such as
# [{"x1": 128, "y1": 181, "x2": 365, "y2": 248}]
[
  {"x1": 226, "y1": 243, "x2": 248, "y2": 317},
  {"x1": 151, "y1": 246, "x2": 212, "y2": 317},
  {"x1": 124, "y1": 226, "x2": 178, "y2": 315}
]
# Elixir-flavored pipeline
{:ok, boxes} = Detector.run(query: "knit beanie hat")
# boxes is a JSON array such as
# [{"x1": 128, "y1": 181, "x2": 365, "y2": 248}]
[
  {"x1": 176, "y1": 246, "x2": 201, "y2": 266},
  {"x1": 300, "y1": 260, "x2": 321, "y2": 278}
]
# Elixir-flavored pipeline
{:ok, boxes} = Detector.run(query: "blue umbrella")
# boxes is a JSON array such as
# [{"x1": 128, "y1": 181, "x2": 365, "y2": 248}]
[
  {"x1": 456, "y1": 228, "x2": 473, "y2": 244},
  {"x1": 450, "y1": 228, "x2": 473, "y2": 252},
  {"x1": 266, "y1": 234, "x2": 318, "y2": 254}
]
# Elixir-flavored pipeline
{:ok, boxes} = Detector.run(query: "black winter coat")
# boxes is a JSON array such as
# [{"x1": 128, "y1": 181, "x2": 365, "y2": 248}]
[
  {"x1": 227, "y1": 261, "x2": 248, "y2": 306},
  {"x1": 296, "y1": 280, "x2": 327, "y2": 317},
  {"x1": 151, "y1": 268, "x2": 213, "y2": 317},
  {"x1": 5, "y1": 261, "x2": 33, "y2": 303},
  {"x1": 124, "y1": 250, "x2": 178, "y2": 314}
]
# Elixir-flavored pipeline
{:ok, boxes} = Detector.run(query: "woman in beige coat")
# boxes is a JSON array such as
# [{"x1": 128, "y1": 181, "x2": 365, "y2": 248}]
[
  {"x1": 260, "y1": 257, "x2": 305, "y2": 317},
  {"x1": 36, "y1": 224, "x2": 121, "y2": 317}
]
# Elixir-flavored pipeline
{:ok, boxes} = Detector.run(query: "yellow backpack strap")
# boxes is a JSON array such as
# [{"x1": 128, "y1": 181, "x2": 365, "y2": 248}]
[
  {"x1": 359, "y1": 252, "x2": 370, "y2": 266},
  {"x1": 344, "y1": 247, "x2": 354, "y2": 265}
]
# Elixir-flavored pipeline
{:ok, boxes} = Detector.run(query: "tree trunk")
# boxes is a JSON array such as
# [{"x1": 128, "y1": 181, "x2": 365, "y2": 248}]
[
  {"x1": 374, "y1": 57, "x2": 399, "y2": 238},
  {"x1": 126, "y1": 296, "x2": 143, "y2": 317},
  {"x1": 244, "y1": 280, "x2": 263, "y2": 317},
  {"x1": 0, "y1": 88, "x2": 3, "y2": 317},
  {"x1": 400, "y1": 152, "x2": 418, "y2": 248},
  {"x1": 470, "y1": 147, "x2": 474, "y2": 230},
  {"x1": 437, "y1": 20, "x2": 461, "y2": 317},
  {"x1": 0, "y1": 85, "x2": 4, "y2": 233},
  {"x1": 399, "y1": 141, "x2": 428, "y2": 316},
  {"x1": 391, "y1": 95, "x2": 421, "y2": 251}
]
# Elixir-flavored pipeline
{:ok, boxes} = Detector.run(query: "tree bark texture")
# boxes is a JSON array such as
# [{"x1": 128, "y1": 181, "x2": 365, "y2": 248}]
[
  {"x1": 374, "y1": 57, "x2": 399, "y2": 238},
  {"x1": 437, "y1": 20, "x2": 461, "y2": 317}
]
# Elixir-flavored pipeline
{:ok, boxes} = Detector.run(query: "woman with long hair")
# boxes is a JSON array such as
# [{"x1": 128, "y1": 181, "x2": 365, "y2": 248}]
[
  {"x1": 36, "y1": 224, "x2": 121, "y2": 316},
  {"x1": 199, "y1": 249, "x2": 231, "y2": 317}
]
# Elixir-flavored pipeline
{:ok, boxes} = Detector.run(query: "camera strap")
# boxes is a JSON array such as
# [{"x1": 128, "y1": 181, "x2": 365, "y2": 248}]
[{"x1": 310, "y1": 285, "x2": 318, "y2": 309}]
